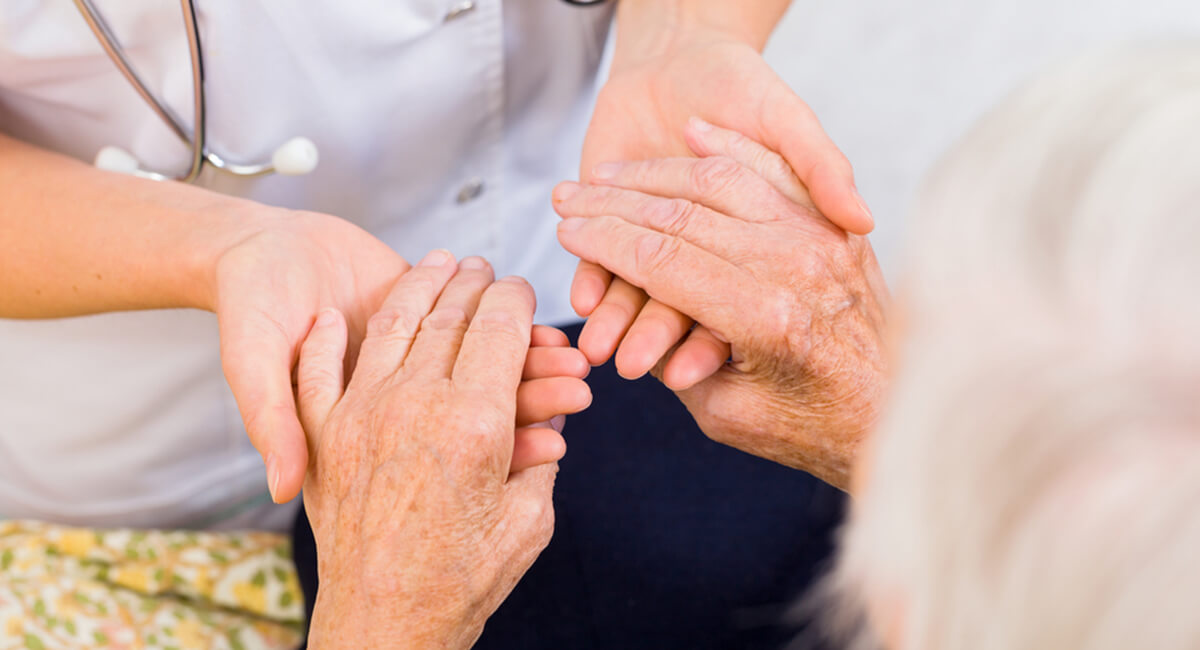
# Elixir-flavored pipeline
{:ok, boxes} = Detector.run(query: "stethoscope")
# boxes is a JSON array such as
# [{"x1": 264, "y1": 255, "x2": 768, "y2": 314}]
[{"x1": 74, "y1": 0, "x2": 609, "y2": 184}]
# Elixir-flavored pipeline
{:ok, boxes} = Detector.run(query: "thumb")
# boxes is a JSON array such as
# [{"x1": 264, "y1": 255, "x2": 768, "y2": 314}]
[
  {"x1": 758, "y1": 84, "x2": 873, "y2": 234},
  {"x1": 220, "y1": 316, "x2": 309, "y2": 504}
]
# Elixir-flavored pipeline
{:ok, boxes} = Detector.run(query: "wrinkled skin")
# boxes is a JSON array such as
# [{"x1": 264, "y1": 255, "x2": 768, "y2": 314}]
[
  {"x1": 574, "y1": 27, "x2": 872, "y2": 389},
  {"x1": 214, "y1": 209, "x2": 408, "y2": 503},
  {"x1": 295, "y1": 255, "x2": 584, "y2": 649},
  {"x1": 214, "y1": 214, "x2": 589, "y2": 503},
  {"x1": 556, "y1": 120, "x2": 888, "y2": 490}
]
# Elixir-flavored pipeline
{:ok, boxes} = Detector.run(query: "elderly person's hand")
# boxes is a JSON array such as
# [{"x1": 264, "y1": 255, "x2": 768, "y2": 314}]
[
  {"x1": 574, "y1": 2, "x2": 871, "y2": 389},
  {"x1": 291, "y1": 253, "x2": 587, "y2": 648},
  {"x1": 555, "y1": 120, "x2": 888, "y2": 490}
]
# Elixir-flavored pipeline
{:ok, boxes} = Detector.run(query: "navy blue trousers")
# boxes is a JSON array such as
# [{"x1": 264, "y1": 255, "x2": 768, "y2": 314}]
[{"x1": 292, "y1": 323, "x2": 846, "y2": 649}]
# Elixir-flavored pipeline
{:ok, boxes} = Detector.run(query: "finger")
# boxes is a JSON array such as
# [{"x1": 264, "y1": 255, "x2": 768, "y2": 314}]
[
  {"x1": 452, "y1": 276, "x2": 537, "y2": 405},
  {"x1": 531, "y1": 324, "x2": 570, "y2": 348},
  {"x1": 555, "y1": 181, "x2": 754, "y2": 261},
  {"x1": 220, "y1": 319, "x2": 307, "y2": 504},
  {"x1": 571, "y1": 260, "x2": 612, "y2": 318},
  {"x1": 557, "y1": 216, "x2": 755, "y2": 342},
  {"x1": 584, "y1": 156, "x2": 804, "y2": 227},
  {"x1": 523, "y1": 346, "x2": 590, "y2": 380},
  {"x1": 659, "y1": 325, "x2": 730, "y2": 392},
  {"x1": 510, "y1": 427, "x2": 567, "y2": 474},
  {"x1": 612, "y1": 299, "x2": 693, "y2": 380},
  {"x1": 756, "y1": 85, "x2": 873, "y2": 234},
  {"x1": 405, "y1": 257, "x2": 495, "y2": 381},
  {"x1": 296, "y1": 308, "x2": 348, "y2": 438},
  {"x1": 351, "y1": 249, "x2": 458, "y2": 388},
  {"x1": 684, "y1": 117, "x2": 814, "y2": 208},
  {"x1": 577, "y1": 277, "x2": 649, "y2": 366},
  {"x1": 515, "y1": 377, "x2": 592, "y2": 427}
]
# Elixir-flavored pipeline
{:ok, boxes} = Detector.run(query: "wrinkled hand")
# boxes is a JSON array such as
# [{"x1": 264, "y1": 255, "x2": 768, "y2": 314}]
[
  {"x1": 295, "y1": 260, "x2": 575, "y2": 649},
  {"x1": 573, "y1": 26, "x2": 871, "y2": 388},
  {"x1": 214, "y1": 214, "x2": 591, "y2": 503},
  {"x1": 557, "y1": 120, "x2": 888, "y2": 490}
]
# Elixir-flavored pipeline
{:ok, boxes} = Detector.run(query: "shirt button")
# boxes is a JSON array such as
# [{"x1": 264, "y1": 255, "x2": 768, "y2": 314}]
[
  {"x1": 456, "y1": 178, "x2": 486, "y2": 204},
  {"x1": 445, "y1": 1, "x2": 477, "y2": 22}
]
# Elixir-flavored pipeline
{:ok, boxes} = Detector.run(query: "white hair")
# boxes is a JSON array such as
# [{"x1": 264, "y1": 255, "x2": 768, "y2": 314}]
[{"x1": 827, "y1": 42, "x2": 1200, "y2": 650}]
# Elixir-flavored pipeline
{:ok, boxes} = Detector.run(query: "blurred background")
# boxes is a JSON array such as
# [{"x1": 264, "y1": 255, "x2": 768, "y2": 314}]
[{"x1": 762, "y1": 0, "x2": 1200, "y2": 277}]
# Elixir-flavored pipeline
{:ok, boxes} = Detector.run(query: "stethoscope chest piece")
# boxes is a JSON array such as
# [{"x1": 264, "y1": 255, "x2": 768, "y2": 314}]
[{"x1": 75, "y1": 0, "x2": 318, "y2": 183}]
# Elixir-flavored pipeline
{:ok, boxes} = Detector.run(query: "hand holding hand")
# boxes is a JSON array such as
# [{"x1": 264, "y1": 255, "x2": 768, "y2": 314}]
[
  {"x1": 557, "y1": 120, "x2": 888, "y2": 490},
  {"x1": 574, "y1": 22, "x2": 870, "y2": 389},
  {"x1": 213, "y1": 210, "x2": 410, "y2": 504},
  {"x1": 294, "y1": 256, "x2": 577, "y2": 648},
  {"x1": 214, "y1": 211, "x2": 591, "y2": 502}
]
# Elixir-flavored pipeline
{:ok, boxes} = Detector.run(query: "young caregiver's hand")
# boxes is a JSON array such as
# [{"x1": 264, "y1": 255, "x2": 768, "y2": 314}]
[
  {"x1": 574, "y1": 3, "x2": 869, "y2": 388},
  {"x1": 293, "y1": 264, "x2": 563, "y2": 650},
  {"x1": 557, "y1": 120, "x2": 888, "y2": 491},
  {"x1": 213, "y1": 210, "x2": 409, "y2": 504}
]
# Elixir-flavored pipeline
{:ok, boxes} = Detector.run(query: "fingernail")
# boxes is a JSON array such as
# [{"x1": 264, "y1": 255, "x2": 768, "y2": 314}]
[
  {"x1": 854, "y1": 190, "x2": 874, "y2": 223},
  {"x1": 550, "y1": 414, "x2": 567, "y2": 433},
  {"x1": 689, "y1": 116, "x2": 713, "y2": 132},
  {"x1": 553, "y1": 182, "x2": 582, "y2": 203},
  {"x1": 591, "y1": 162, "x2": 621, "y2": 180},
  {"x1": 559, "y1": 217, "x2": 586, "y2": 232},
  {"x1": 499, "y1": 275, "x2": 528, "y2": 285},
  {"x1": 419, "y1": 248, "x2": 453, "y2": 268},
  {"x1": 266, "y1": 453, "x2": 280, "y2": 503},
  {"x1": 315, "y1": 308, "x2": 337, "y2": 327},
  {"x1": 461, "y1": 256, "x2": 489, "y2": 270}
]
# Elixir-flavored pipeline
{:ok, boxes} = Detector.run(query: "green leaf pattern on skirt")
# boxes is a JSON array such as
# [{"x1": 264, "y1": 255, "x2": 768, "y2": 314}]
[{"x1": 0, "y1": 520, "x2": 303, "y2": 649}]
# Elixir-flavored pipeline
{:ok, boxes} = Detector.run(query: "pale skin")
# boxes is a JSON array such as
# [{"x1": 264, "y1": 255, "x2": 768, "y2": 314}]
[
  {"x1": 294, "y1": 264, "x2": 563, "y2": 649},
  {"x1": 557, "y1": 120, "x2": 889, "y2": 490},
  {"x1": 575, "y1": 0, "x2": 873, "y2": 389},
  {"x1": 294, "y1": 123, "x2": 887, "y2": 645},
  {"x1": 0, "y1": 1, "x2": 852, "y2": 504},
  {"x1": 0, "y1": 135, "x2": 590, "y2": 502}
]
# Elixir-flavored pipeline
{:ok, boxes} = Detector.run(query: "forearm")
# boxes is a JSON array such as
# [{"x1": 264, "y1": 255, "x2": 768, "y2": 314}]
[
  {"x1": 613, "y1": 0, "x2": 792, "y2": 67},
  {"x1": 0, "y1": 133, "x2": 269, "y2": 318}
]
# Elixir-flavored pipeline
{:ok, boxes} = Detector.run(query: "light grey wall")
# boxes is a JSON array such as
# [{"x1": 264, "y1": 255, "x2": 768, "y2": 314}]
[{"x1": 763, "y1": 1, "x2": 1200, "y2": 279}]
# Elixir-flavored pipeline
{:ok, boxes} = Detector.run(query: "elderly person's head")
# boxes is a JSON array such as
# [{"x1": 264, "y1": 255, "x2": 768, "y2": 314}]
[{"x1": 833, "y1": 43, "x2": 1200, "y2": 650}]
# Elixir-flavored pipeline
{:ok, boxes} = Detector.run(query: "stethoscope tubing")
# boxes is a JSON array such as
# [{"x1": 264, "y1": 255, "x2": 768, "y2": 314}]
[
  {"x1": 73, "y1": 0, "x2": 209, "y2": 182},
  {"x1": 74, "y1": 0, "x2": 608, "y2": 182}
]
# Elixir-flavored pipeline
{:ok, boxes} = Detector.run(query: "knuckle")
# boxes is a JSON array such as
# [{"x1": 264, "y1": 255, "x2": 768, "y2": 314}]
[
  {"x1": 759, "y1": 150, "x2": 796, "y2": 185},
  {"x1": 531, "y1": 501, "x2": 555, "y2": 550},
  {"x1": 422, "y1": 306, "x2": 470, "y2": 332},
  {"x1": 470, "y1": 309, "x2": 527, "y2": 340},
  {"x1": 633, "y1": 232, "x2": 682, "y2": 277},
  {"x1": 727, "y1": 130, "x2": 762, "y2": 160},
  {"x1": 590, "y1": 185, "x2": 624, "y2": 211},
  {"x1": 402, "y1": 273, "x2": 440, "y2": 299},
  {"x1": 759, "y1": 287, "x2": 798, "y2": 344},
  {"x1": 299, "y1": 361, "x2": 340, "y2": 391},
  {"x1": 516, "y1": 493, "x2": 555, "y2": 549},
  {"x1": 647, "y1": 198, "x2": 698, "y2": 236},
  {"x1": 691, "y1": 156, "x2": 743, "y2": 196},
  {"x1": 635, "y1": 159, "x2": 669, "y2": 187},
  {"x1": 296, "y1": 375, "x2": 334, "y2": 412},
  {"x1": 366, "y1": 308, "x2": 422, "y2": 340}
]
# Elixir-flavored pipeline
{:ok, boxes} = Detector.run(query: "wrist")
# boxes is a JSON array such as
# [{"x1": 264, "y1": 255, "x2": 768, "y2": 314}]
[
  {"x1": 179, "y1": 194, "x2": 280, "y2": 312},
  {"x1": 611, "y1": 0, "x2": 782, "y2": 72},
  {"x1": 308, "y1": 580, "x2": 482, "y2": 650}
]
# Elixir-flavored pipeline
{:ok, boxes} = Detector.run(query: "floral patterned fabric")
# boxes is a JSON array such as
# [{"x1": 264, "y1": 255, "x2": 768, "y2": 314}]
[{"x1": 0, "y1": 520, "x2": 303, "y2": 649}]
